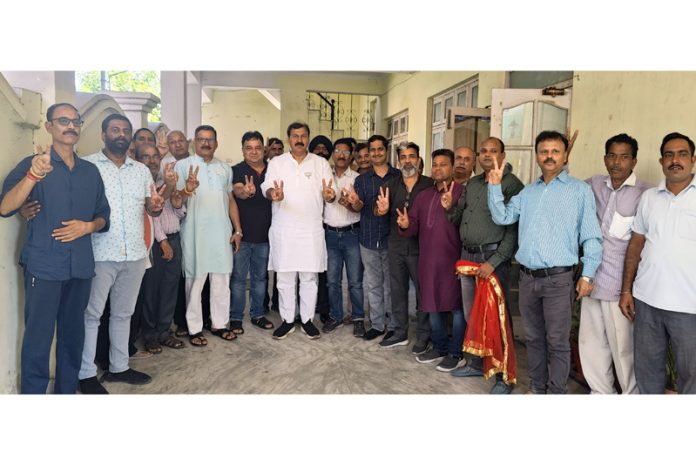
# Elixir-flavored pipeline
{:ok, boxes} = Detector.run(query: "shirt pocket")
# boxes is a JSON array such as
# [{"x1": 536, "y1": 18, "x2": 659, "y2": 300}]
[
  {"x1": 678, "y1": 209, "x2": 696, "y2": 241},
  {"x1": 608, "y1": 211, "x2": 634, "y2": 241}
]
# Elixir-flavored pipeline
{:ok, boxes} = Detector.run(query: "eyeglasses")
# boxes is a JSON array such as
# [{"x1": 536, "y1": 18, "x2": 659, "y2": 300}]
[
  {"x1": 333, "y1": 149, "x2": 351, "y2": 156},
  {"x1": 139, "y1": 154, "x2": 161, "y2": 162},
  {"x1": 195, "y1": 137, "x2": 216, "y2": 144},
  {"x1": 51, "y1": 117, "x2": 84, "y2": 127}
]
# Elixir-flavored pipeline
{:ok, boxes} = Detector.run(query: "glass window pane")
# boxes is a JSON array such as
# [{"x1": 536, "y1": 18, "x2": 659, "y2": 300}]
[
  {"x1": 433, "y1": 102, "x2": 442, "y2": 123},
  {"x1": 457, "y1": 91, "x2": 467, "y2": 106},
  {"x1": 536, "y1": 102, "x2": 568, "y2": 135},
  {"x1": 444, "y1": 97, "x2": 453, "y2": 120},
  {"x1": 502, "y1": 101, "x2": 534, "y2": 146},
  {"x1": 432, "y1": 131, "x2": 443, "y2": 151},
  {"x1": 471, "y1": 85, "x2": 479, "y2": 107},
  {"x1": 404, "y1": 116, "x2": 408, "y2": 132},
  {"x1": 504, "y1": 149, "x2": 534, "y2": 186},
  {"x1": 400, "y1": 116, "x2": 407, "y2": 135}
]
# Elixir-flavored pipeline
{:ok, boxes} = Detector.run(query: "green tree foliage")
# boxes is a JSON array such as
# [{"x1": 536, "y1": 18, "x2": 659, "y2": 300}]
[{"x1": 75, "y1": 71, "x2": 161, "y2": 122}]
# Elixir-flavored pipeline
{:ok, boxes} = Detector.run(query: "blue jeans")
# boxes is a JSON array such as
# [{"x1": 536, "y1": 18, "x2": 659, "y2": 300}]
[
  {"x1": 360, "y1": 245, "x2": 391, "y2": 332},
  {"x1": 634, "y1": 298, "x2": 696, "y2": 394},
  {"x1": 429, "y1": 310, "x2": 466, "y2": 358},
  {"x1": 230, "y1": 241, "x2": 270, "y2": 322},
  {"x1": 325, "y1": 228, "x2": 364, "y2": 321}
]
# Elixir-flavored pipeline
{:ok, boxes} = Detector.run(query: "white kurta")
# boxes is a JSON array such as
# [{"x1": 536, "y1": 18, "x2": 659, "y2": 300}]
[{"x1": 261, "y1": 152, "x2": 332, "y2": 272}]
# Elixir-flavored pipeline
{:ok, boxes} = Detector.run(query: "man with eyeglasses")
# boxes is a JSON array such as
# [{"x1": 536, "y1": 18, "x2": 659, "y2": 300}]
[
  {"x1": 174, "y1": 125, "x2": 242, "y2": 347},
  {"x1": 374, "y1": 142, "x2": 432, "y2": 351},
  {"x1": 351, "y1": 135, "x2": 400, "y2": 341},
  {"x1": 321, "y1": 138, "x2": 365, "y2": 336},
  {"x1": 577, "y1": 133, "x2": 650, "y2": 395},
  {"x1": 487, "y1": 130, "x2": 603, "y2": 394},
  {"x1": 0, "y1": 103, "x2": 110, "y2": 394},
  {"x1": 620, "y1": 132, "x2": 696, "y2": 394},
  {"x1": 445, "y1": 138, "x2": 523, "y2": 394},
  {"x1": 261, "y1": 122, "x2": 335, "y2": 340},
  {"x1": 77, "y1": 114, "x2": 165, "y2": 394}
]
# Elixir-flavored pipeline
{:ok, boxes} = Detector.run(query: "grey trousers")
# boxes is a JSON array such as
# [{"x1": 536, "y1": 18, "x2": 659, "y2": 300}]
[
  {"x1": 360, "y1": 245, "x2": 392, "y2": 332},
  {"x1": 388, "y1": 249, "x2": 429, "y2": 342},
  {"x1": 79, "y1": 258, "x2": 147, "y2": 379},
  {"x1": 518, "y1": 269, "x2": 574, "y2": 394}
]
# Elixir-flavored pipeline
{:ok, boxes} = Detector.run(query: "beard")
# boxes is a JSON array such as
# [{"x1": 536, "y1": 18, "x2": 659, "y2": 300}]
[
  {"x1": 105, "y1": 137, "x2": 129, "y2": 156},
  {"x1": 400, "y1": 164, "x2": 417, "y2": 178}
]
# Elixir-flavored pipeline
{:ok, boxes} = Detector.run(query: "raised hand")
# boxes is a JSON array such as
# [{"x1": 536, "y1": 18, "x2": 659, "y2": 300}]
[
  {"x1": 243, "y1": 175, "x2": 256, "y2": 197},
  {"x1": 163, "y1": 162, "x2": 177, "y2": 189},
  {"x1": 149, "y1": 183, "x2": 166, "y2": 213},
  {"x1": 271, "y1": 180, "x2": 284, "y2": 201},
  {"x1": 396, "y1": 206, "x2": 409, "y2": 229},
  {"x1": 488, "y1": 155, "x2": 505, "y2": 185},
  {"x1": 440, "y1": 180, "x2": 455, "y2": 210},
  {"x1": 170, "y1": 189, "x2": 184, "y2": 209},
  {"x1": 566, "y1": 128, "x2": 579, "y2": 157},
  {"x1": 322, "y1": 178, "x2": 336, "y2": 202},
  {"x1": 185, "y1": 165, "x2": 200, "y2": 193},
  {"x1": 32, "y1": 145, "x2": 53, "y2": 177},
  {"x1": 345, "y1": 184, "x2": 361, "y2": 208},
  {"x1": 376, "y1": 186, "x2": 390, "y2": 215},
  {"x1": 156, "y1": 130, "x2": 169, "y2": 157}
]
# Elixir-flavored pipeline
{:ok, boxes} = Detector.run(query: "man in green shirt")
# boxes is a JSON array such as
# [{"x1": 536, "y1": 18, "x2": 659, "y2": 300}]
[{"x1": 444, "y1": 137, "x2": 524, "y2": 394}]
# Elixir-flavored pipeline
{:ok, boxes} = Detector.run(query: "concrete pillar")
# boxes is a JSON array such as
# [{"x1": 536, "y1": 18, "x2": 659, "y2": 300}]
[
  {"x1": 103, "y1": 92, "x2": 160, "y2": 129},
  {"x1": 186, "y1": 72, "x2": 202, "y2": 139},
  {"x1": 161, "y1": 71, "x2": 186, "y2": 132}
]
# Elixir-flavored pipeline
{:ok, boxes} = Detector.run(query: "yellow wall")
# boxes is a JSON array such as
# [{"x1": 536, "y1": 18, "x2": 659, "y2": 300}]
[
  {"x1": 202, "y1": 89, "x2": 281, "y2": 166},
  {"x1": 0, "y1": 81, "x2": 41, "y2": 393},
  {"x1": 570, "y1": 71, "x2": 696, "y2": 185}
]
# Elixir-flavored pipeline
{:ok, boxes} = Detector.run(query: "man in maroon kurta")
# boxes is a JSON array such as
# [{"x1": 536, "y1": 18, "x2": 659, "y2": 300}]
[{"x1": 398, "y1": 148, "x2": 464, "y2": 372}]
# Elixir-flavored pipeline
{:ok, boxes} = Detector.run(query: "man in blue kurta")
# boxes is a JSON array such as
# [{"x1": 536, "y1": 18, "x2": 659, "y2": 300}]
[{"x1": 0, "y1": 103, "x2": 110, "y2": 394}]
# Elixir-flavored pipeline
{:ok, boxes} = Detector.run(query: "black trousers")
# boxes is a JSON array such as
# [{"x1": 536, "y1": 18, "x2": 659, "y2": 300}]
[
  {"x1": 388, "y1": 249, "x2": 430, "y2": 342},
  {"x1": 141, "y1": 235, "x2": 182, "y2": 343}
]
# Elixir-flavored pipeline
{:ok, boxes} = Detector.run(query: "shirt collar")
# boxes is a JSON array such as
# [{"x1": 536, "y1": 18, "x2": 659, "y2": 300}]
[
  {"x1": 97, "y1": 149, "x2": 135, "y2": 167},
  {"x1": 535, "y1": 169, "x2": 570, "y2": 185},
  {"x1": 657, "y1": 174, "x2": 696, "y2": 193},
  {"x1": 604, "y1": 172, "x2": 637, "y2": 190}
]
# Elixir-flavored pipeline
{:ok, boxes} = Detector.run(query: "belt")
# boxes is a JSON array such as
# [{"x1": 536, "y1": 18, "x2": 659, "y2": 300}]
[
  {"x1": 463, "y1": 242, "x2": 499, "y2": 254},
  {"x1": 520, "y1": 265, "x2": 574, "y2": 277},
  {"x1": 324, "y1": 222, "x2": 360, "y2": 233},
  {"x1": 166, "y1": 232, "x2": 179, "y2": 239}
]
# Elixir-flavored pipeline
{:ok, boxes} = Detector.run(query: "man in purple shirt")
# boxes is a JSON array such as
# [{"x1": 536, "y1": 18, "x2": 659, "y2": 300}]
[{"x1": 581, "y1": 133, "x2": 650, "y2": 394}]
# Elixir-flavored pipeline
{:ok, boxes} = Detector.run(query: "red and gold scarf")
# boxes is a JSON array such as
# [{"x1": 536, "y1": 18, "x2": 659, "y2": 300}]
[{"x1": 456, "y1": 260, "x2": 517, "y2": 385}]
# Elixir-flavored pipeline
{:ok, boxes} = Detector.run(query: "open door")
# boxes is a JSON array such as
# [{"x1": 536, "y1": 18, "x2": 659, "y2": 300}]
[
  {"x1": 490, "y1": 88, "x2": 572, "y2": 185},
  {"x1": 444, "y1": 106, "x2": 491, "y2": 152}
]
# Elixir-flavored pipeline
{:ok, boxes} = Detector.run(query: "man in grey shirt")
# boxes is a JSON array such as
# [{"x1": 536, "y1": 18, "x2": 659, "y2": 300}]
[{"x1": 582, "y1": 133, "x2": 650, "y2": 394}]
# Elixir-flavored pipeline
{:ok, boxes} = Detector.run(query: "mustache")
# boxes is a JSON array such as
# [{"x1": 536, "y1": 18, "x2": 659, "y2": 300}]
[
  {"x1": 64, "y1": 130, "x2": 78, "y2": 137},
  {"x1": 668, "y1": 164, "x2": 683, "y2": 169},
  {"x1": 295, "y1": 142, "x2": 305, "y2": 147},
  {"x1": 543, "y1": 158, "x2": 555, "y2": 163}
]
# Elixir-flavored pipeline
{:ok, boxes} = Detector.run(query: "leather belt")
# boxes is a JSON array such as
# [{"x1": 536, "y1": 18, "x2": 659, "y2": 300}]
[
  {"x1": 324, "y1": 222, "x2": 360, "y2": 233},
  {"x1": 520, "y1": 265, "x2": 574, "y2": 277},
  {"x1": 166, "y1": 232, "x2": 179, "y2": 239},
  {"x1": 463, "y1": 242, "x2": 499, "y2": 254}
]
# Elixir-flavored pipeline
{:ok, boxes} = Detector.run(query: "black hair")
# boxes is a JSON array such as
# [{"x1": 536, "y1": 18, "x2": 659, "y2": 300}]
[
  {"x1": 242, "y1": 131, "x2": 264, "y2": 146},
  {"x1": 355, "y1": 142, "x2": 368, "y2": 153},
  {"x1": 605, "y1": 133, "x2": 638, "y2": 158},
  {"x1": 367, "y1": 134, "x2": 389, "y2": 150},
  {"x1": 432, "y1": 148, "x2": 454, "y2": 165},
  {"x1": 267, "y1": 137, "x2": 284, "y2": 147},
  {"x1": 47, "y1": 102, "x2": 79, "y2": 121},
  {"x1": 286, "y1": 121, "x2": 310, "y2": 138},
  {"x1": 101, "y1": 113, "x2": 132, "y2": 133},
  {"x1": 333, "y1": 138, "x2": 354, "y2": 151},
  {"x1": 134, "y1": 127, "x2": 156, "y2": 141},
  {"x1": 660, "y1": 132, "x2": 695, "y2": 157},
  {"x1": 134, "y1": 143, "x2": 160, "y2": 159},
  {"x1": 534, "y1": 130, "x2": 568, "y2": 153},
  {"x1": 195, "y1": 125, "x2": 217, "y2": 140}
]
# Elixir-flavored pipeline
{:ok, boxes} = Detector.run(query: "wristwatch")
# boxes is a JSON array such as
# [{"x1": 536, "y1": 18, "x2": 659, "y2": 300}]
[
  {"x1": 580, "y1": 276, "x2": 594, "y2": 284},
  {"x1": 234, "y1": 231, "x2": 243, "y2": 237}
]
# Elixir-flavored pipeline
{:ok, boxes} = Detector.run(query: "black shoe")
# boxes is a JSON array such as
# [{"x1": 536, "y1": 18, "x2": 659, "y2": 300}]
[
  {"x1": 380, "y1": 330, "x2": 394, "y2": 342},
  {"x1": 416, "y1": 349, "x2": 446, "y2": 364},
  {"x1": 101, "y1": 368, "x2": 152, "y2": 385},
  {"x1": 301, "y1": 320, "x2": 321, "y2": 339},
  {"x1": 353, "y1": 320, "x2": 366, "y2": 338},
  {"x1": 436, "y1": 355, "x2": 464, "y2": 372},
  {"x1": 319, "y1": 313, "x2": 329, "y2": 324},
  {"x1": 79, "y1": 376, "x2": 109, "y2": 394},
  {"x1": 364, "y1": 328, "x2": 385, "y2": 341},
  {"x1": 322, "y1": 318, "x2": 343, "y2": 333},
  {"x1": 379, "y1": 334, "x2": 409, "y2": 349},
  {"x1": 411, "y1": 340, "x2": 430, "y2": 355},
  {"x1": 273, "y1": 320, "x2": 296, "y2": 340}
]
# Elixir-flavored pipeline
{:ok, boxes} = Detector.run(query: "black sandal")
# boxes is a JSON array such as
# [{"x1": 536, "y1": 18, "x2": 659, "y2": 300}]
[
  {"x1": 251, "y1": 316, "x2": 274, "y2": 330},
  {"x1": 189, "y1": 332, "x2": 208, "y2": 347},
  {"x1": 230, "y1": 320, "x2": 244, "y2": 335},
  {"x1": 210, "y1": 328, "x2": 237, "y2": 341}
]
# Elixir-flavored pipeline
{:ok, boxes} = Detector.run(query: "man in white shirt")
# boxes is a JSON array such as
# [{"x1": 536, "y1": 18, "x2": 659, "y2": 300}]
[
  {"x1": 261, "y1": 122, "x2": 335, "y2": 340},
  {"x1": 620, "y1": 132, "x2": 696, "y2": 394},
  {"x1": 321, "y1": 138, "x2": 365, "y2": 336}
]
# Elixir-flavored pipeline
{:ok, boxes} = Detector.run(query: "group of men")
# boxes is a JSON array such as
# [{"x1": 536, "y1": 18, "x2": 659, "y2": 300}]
[{"x1": 2, "y1": 102, "x2": 695, "y2": 396}]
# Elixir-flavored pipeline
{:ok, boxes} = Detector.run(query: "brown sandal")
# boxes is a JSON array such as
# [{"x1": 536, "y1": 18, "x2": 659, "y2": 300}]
[
  {"x1": 189, "y1": 332, "x2": 208, "y2": 346},
  {"x1": 210, "y1": 328, "x2": 237, "y2": 341}
]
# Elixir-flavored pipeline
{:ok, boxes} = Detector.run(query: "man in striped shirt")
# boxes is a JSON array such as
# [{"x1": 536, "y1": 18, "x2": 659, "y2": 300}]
[{"x1": 488, "y1": 130, "x2": 603, "y2": 394}]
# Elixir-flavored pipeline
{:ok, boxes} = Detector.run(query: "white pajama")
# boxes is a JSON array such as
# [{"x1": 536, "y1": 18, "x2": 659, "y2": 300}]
[
  {"x1": 185, "y1": 273, "x2": 231, "y2": 334},
  {"x1": 579, "y1": 297, "x2": 638, "y2": 394},
  {"x1": 277, "y1": 271, "x2": 318, "y2": 324}
]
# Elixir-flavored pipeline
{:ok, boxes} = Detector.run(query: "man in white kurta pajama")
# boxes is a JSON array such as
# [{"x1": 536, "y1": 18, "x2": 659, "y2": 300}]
[
  {"x1": 261, "y1": 122, "x2": 335, "y2": 339},
  {"x1": 176, "y1": 125, "x2": 242, "y2": 346}
]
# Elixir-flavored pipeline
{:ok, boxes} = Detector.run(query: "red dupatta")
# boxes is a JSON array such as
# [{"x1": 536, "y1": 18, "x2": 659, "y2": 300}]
[{"x1": 456, "y1": 259, "x2": 517, "y2": 385}]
